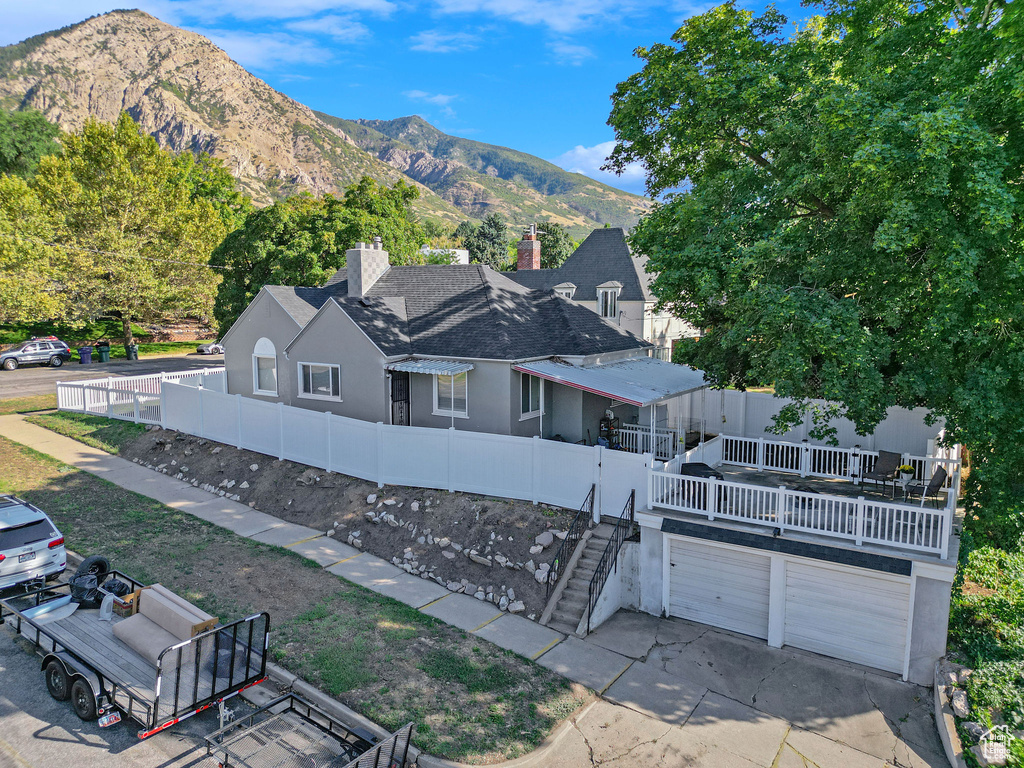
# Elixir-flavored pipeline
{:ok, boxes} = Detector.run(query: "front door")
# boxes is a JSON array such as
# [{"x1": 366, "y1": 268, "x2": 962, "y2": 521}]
[{"x1": 391, "y1": 371, "x2": 410, "y2": 426}]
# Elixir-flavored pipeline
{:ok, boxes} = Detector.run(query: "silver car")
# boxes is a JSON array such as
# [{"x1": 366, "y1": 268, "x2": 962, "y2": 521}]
[{"x1": 0, "y1": 496, "x2": 66, "y2": 590}]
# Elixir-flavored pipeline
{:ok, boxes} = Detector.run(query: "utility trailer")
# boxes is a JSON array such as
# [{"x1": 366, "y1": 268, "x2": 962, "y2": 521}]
[
  {"x1": 205, "y1": 693, "x2": 414, "y2": 768},
  {"x1": 0, "y1": 570, "x2": 269, "y2": 738}
]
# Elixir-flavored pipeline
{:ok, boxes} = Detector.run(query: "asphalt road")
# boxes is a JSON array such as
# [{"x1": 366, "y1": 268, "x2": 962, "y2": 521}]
[
  {"x1": 0, "y1": 627, "x2": 233, "y2": 768},
  {"x1": 0, "y1": 355, "x2": 225, "y2": 400}
]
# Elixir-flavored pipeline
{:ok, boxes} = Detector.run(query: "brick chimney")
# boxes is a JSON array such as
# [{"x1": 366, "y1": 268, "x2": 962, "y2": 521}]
[
  {"x1": 347, "y1": 236, "x2": 390, "y2": 297},
  {"x1": 517, "y1": 224, "x2": 541, "y2": 270}
]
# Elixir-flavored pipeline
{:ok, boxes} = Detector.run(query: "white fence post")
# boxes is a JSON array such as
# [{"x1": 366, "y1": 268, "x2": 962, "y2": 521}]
[
  {"x1": 132, "y1": 392, "x2": 140, "y2": 423},
  {"x1": 326, "y1": 412, "x2": 333, "y2": 472},
  {"x1": 855, "y1": 497, "x2": 865, "y2": 545},
  {"x1": 777, "y1": 486, "x2": 788, "y2": 533},
  {"x1": 376, "y1": 422, "x2": 385, "y2": 489},
  {"x1": 159, "y1": 383, "x2": 167, "y2": 429},
  {"x1": 531, "y1": 436, "x2": 540, "y2": 505},
  {"x1": 707, "y1": 477, "x2": 718, "y2": 520},
  {"x1": 198, "y1": 387, "x2": 205, "y2": 439},
  {"x1": 106, "y1": 386, "x2": 113, "y2": 418},
  {"x1": 447, "y1": 427, "x2": 455, "y2": 493},
  {"x1": 800, "y1": 441, "x2": 810, "y2": 477},
  {"x1": 277, "y1": 402, "x2": 285, "y2": 460},
  {"x1": 236, "y1": 394, "x2": 243, "y2": 449},
  {"x1": 593, "y1": 445, "x2": 603, "y2": 523},
  {"x1": 756, "y1": 437, "x2": 765, "y2": 470}
]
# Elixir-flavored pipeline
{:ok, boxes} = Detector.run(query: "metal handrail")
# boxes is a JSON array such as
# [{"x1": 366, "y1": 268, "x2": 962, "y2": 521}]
[
  {"x1": 545, "y1": 485, "x2": 595, "y2": 600},
  {"x1": 586, "y1": 490, "x2": 635, "y2": 634}
]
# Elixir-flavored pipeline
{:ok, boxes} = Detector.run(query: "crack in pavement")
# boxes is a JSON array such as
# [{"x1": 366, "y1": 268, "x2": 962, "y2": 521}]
[
  {"x1": 572, "y1": 717, "x2": 597, "y2": 767},
  {"x1": 571, "y1": 718, "x2": 676, "y2": 767},
  {"x1": 751, "y1": 657, "x2": 790, "y2": 706},
  {"x1": 639, "y1": 626, "x2": 711, "y2": 665},
  {"x1": 776, "y1": 742, "x2": 824, "y2": 768}
]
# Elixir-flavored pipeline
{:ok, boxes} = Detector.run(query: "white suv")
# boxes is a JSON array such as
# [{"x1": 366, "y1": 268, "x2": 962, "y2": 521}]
[{"x1": 0, "y1": 496, "x2": 66, "y2": 590}]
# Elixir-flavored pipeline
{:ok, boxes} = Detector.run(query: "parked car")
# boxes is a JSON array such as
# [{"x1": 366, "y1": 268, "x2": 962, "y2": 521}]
[
  {"x1": 196, "y1": 341, "x2": 224, "y2": 355},
  {"x1": 0, "y1": 337, "x2": 73, "y2": 370},
  {"x1": 0, "y1": 495, "x2": 66, "y2": 590}
]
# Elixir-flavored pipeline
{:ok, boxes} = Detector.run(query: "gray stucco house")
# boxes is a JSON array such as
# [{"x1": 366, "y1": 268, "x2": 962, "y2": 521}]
[
  {"x1": 504, "y1": 227, "x2": 699, "y2": 361},
  {"x1": 221, "y1": 238, "x2": 704, "y2": 442}
]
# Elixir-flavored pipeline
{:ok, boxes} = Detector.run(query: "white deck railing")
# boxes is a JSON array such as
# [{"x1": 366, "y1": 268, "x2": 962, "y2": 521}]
[
  {"x1": 620, "y1": 423, "x2": 679, "y2": 461},
  {"x1": 55, "y1": 368, "x2": 226, "y2": 425},
  {"x1": 649, "y1": 470, "x2": 951, "y2": 556},
  {"x1": 718, "y1": 435, "x2": 961, "y2": 491}
]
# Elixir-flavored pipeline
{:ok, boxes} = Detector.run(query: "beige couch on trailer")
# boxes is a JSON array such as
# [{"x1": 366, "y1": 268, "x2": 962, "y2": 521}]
[{"x1": 112, "y1": 584, "x2": 217, "y2": 667}]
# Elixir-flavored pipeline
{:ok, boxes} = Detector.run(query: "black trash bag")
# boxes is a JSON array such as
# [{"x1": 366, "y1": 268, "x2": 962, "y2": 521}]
[
  {"x1": 102, "y1": 578, "x2": 131, "y2": 597},
  {"x1": 69, "y1": 573, "x2": 102, "y2": 608}
]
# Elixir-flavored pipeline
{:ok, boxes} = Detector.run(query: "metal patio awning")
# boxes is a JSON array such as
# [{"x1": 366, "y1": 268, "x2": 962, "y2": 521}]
[
  {"x1": 512, "y1": 357, "x2": 707, "y2": 407},
  {"x1": 385, "y1": 359, "x2": 474, "y2": 375}
]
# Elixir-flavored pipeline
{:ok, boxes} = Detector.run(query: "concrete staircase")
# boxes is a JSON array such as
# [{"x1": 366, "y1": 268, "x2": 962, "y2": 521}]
[{"x1": 545, "y1": 523, "x2": 614, "y2": 636}]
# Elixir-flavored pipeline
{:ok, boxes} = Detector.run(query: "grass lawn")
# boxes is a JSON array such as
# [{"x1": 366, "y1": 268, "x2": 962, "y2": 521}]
[
  {"x1": 25, "y1": 412, "x2": 145, "y2": 455},
  {"x1": 949, "y1": 545, "x2": 1024, "y2": 764},
  {"x1": 0, "y1": 394, "x2": 57, "y2": 415},
  {"x1": 103, "y1": 341, "x2": 203, "y2": 360},
  {"x1": 0, "y1": 436, "x2": 589, "y2": 762}
]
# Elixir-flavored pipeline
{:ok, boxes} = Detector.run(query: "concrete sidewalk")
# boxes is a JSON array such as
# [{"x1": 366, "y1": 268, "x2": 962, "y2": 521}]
[{"x1": 0, "y1": 415, "x2": 947, "y2": 767}]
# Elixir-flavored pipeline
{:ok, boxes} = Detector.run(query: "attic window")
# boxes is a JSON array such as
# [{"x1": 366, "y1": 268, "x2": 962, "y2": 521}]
[
  {"x1": 598, "y1": 288, "x2": 618, "y2": 319},
  {"x1": 554, "y1": 283, "x2": 577, "y2": 300}
]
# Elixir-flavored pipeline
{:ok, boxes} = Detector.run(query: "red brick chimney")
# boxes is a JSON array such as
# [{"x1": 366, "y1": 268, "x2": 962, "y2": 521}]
[{"x1": 517, "y1": 224, "x2": 541, "y2": 270}]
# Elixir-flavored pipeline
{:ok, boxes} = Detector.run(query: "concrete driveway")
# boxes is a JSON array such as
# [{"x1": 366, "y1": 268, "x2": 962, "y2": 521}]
[
  {"x1": 0, "y1": 354, "x2": 223, "y2": 400},
  {"x1": 576, "y1": 610, "x2": 946, "y2": 767}
]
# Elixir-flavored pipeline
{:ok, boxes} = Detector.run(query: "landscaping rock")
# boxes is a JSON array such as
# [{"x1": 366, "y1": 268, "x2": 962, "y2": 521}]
[
  {"x1": 963, "y1": 722, "x2": 987, "y2": 744},
  {"x1": 437, "y1": 537, "x2": 450, "y2": 548},
  {"x1": 535, "y1": 531, "x2": 554, "y2": 548},
  {"x1": 443, "y1": 550, "x2": 456, "y2": 560},
  {"x1": 554, "y1": 530, "x2": 567, "y2": 540},
  {"x1": 410, "y1": 501, "x2": 420, "y2": 512},
  {"x1": 969, "y1": 744, "x2": 1008, "y2": 767},
  {"x1": 525, "y1": 559, "x2": 536, "y2": 573},
  {"x1": 384, "y1": 499, "x2": 397, "y2": 506},
  {"x1": 508, "y1": 601, "x2": 525, "y2": 613},
  {"x1": 499, "y1": 596, "x2": 509, "y2": 611},
  {"x1": 212, "y1": 447, "x2": 222, "y2": 454},
  {"x1": 446, "y1": 581, "x2": 461, "y2": 592},
  {"x1": 325, "y1": 529, "x2": 335, "y2": 537},
  {"x1": 507, "y1": 588, "x2": 515, "y2": 601},
  {"x1": 534, "y1": 569, "x2": 549, "y2": 584},
  {"x1": 249, "y1": 463, "x2": 259, "y2": 471},
  {"x1": 951, "y1": 688, "x2": 971, "y2": 719},
  {"x1": 473, "y1": 590, "x2": 485, "y2": 600},
  {"x1": 452, "y1": 543, "x2": 462, "y2": 552},
  {"x1": 529, "y1": 545, "x2": 543, "y2": 555},
  {"x1": 240, "y1": 481, "x2": 250, "y2": 489},
  {"x1": 366, "y1": 494, "x2": 377, "y2": 504},
  {"x1": 469, "y1": 553, "x2": 493, "y2": 567}
]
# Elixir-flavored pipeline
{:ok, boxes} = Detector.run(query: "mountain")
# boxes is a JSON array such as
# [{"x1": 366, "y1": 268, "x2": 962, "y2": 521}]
[
  {"x1": 0, "y1": 10, "x2": 650, "y2": 235},
  {"x1": 317, "y1": 114, "x2": 652, "y2": 237}
]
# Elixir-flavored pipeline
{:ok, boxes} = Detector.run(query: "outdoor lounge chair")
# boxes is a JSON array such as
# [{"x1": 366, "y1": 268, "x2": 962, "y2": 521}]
[
  {"x1": 906, "y1": 466, "x2": 948, "y2": 508},
  {"x1": 862, "y1": 450, "x2": 901, "y2": 496}
]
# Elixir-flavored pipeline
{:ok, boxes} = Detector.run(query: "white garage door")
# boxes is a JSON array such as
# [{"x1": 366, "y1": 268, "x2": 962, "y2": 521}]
[
  {"x1": 668, "y1": 538, "x2": 771, "y2": 639},
  {"x1": 784, "y1": 561, "x2": 910, "y2": 674}
]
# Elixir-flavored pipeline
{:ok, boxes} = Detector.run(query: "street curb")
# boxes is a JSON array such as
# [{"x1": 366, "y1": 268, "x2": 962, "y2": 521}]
[{"x1": 416, "y1": 701, "x2": 598, "y2": 768}]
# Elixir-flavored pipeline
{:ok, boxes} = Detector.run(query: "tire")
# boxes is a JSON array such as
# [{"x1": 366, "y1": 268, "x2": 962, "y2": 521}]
[
  {"x1": 2, "y1": 358, "x2": 16, "y2": 371},
  {"x1": 70, "y1": 678, "x2": 97, "y2": 721},
  {"x1": 45, "y1": 661, "x2": 70, "y2": 701},
  {"x1": 49, "y1": 356, "x2": 64, "y2": 367},
  {"x1": 75, "y1": 555, "x2": 111, "y2": 585}
]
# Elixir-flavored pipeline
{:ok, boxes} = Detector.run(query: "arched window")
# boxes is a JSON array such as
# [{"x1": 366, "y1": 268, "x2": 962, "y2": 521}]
[{"x1": 252, "y1": 337, "x2": 277, "y2": 395}]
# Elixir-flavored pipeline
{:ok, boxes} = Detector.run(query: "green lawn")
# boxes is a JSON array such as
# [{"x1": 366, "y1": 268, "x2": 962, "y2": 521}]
[
  {"x1": 0, "y1": 394, "x2": 57, "y2": 415},
  {"x1": 24, "y1": 412, "x2": 145, "y2": 454},
  {"x1": 0, "y1": 435, "x2": 589, "y2": 763}
]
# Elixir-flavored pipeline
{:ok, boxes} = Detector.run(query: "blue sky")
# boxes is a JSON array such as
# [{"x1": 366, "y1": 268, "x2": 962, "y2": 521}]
[{"x1": 3, "y1": 0, "x2": 813, "y2": 196}]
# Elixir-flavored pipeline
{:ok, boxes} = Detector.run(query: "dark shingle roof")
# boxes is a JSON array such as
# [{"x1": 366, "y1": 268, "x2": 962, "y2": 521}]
[
  {"x1": 272, "y1": 264, "x2": 648, "y2": 360},
  {"x1": 502, "y1": 227, "x2": 653, "y2": 303}
]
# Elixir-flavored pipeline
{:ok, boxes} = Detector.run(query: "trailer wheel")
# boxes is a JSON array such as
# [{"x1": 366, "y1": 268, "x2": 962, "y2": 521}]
[
  {"x1": 75, "y1": 555, "x2": 110, "y2": 584},
  {"x1": 70, "y1": 679, "x2": 97, "y2": 721},
  {"x1": 45, "y1": 661, "x2": 70, "y2": 701}
]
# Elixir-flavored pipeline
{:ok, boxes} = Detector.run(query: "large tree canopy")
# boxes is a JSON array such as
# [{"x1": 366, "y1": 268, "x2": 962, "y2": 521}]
[
  {"x1": 0, "y1": 109, "x2": 61, "y2": 178},
  {"x1": 212, "y1": 177, "x2": 426, "y2": 332},
  {"x1": 607, "y1": 1, "x2": 1024, "y2": 545}
]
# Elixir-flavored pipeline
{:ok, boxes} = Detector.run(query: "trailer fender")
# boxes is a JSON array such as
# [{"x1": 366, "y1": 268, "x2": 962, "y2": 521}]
[{"x1": 41, "y1": 653, "x2": 105, "y2": 707}]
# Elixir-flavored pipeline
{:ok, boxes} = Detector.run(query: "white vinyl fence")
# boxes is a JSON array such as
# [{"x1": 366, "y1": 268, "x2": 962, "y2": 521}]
[
  {"x1": 136, "y1": 381, "x2": 650, "y2": 519},
  {"x1": 56, "y1": 368, "x2": 226, "y2": 425}
]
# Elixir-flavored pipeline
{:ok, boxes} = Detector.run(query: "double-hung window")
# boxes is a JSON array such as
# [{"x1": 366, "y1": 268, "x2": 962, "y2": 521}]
[
  {"x1": 520, "y1": 374, "x2": 542, "y2": 419},
  {"x1": 434, "y1": 372, "x2": 468, "y2": 417},
  {"x1": 252, "y1": 337, "x2": 278, "y2": 395},
  {"x1": 598, "y1": 288, "x2": 618, "y2": 319},
  {"x1": 298, "y1": 362, "x2": 341, "y2": 401}
]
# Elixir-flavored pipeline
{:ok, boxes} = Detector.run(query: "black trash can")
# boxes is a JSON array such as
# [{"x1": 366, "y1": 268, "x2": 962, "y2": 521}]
[
  {"x1": 78, "y1": 346, "x2": 93, "y2": 364},
  {"x1": 126, "y1": 344, "x2": 138, "y2": 361},
  {"x1": 96, "y1": 343, "x2": 110, "y2": 363}
]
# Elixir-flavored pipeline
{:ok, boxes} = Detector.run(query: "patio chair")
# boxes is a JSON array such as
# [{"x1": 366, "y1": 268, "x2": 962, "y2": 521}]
[
  {"x1": 906, "y1": 466, "x2": 948, "y2": 508},
  {"x1": 862, "y1": 450, "x2": 901, "y2": 497}
]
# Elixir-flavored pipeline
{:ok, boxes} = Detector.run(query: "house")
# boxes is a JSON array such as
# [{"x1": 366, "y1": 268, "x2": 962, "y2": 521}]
[
  {"x1": 503, "y1": 226, "x2": 699, "y2": 360},
  {"x1": 221, "y1": 237, "x2": 706, "y2": 443}
]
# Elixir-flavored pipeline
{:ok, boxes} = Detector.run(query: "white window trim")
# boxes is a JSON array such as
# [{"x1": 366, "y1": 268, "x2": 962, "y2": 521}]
[
  {"x1": 296, "y1": 361, "x2": 342, "y2": 402},
  {"x1": 598, "y1": 287, "x2": 619, "y2": 319},
  {"x1": 433, "y1": 372, "x2": 469, "y2": 419},
  {"x1": 555, "y1": 288, "x2": 576, "y2": 300},
  {"x1": 519, "y1": 373, "x2": 543, "y2": 421},
  {"x1": 252, "y1": 354, "x2": 278, "y2": 396}
]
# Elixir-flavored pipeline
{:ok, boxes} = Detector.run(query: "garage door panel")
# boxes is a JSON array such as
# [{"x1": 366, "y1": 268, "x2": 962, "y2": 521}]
[
  {"x1": 784, "y1": 561, "x2": 909, "y2": 674},
  {"x1": 668, "y1": 539, "x2": 771, "y2": 640}
]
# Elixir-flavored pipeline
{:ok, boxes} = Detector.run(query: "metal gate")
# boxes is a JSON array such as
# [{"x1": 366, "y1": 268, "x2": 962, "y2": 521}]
[{"x1": 391, "y1": 371, "x2": 410, "y2": 426}]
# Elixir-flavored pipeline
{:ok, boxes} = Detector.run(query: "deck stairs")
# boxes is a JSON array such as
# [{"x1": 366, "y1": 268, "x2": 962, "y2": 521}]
[{"x1": 542, "y1": 523, "x2": 614, "y2": 636}]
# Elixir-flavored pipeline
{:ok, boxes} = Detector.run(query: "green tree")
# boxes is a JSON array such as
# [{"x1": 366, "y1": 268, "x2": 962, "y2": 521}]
[
  {"x1": 0, "y1": 109, "x2": 61, "y2": 178},
  {"x1": 465, "y1": 213, "x2": 510, "y2": 269},
  {"x1": 212, "y1": 177, "x2": 427, "y2": 333},
  {"x1": 607, "y1": 1, "x2": 1024, "y2": 546},
  {"x1": 172, "y1": 151, "x2": 251, "y2": 230},
  {"x1": 536, "y1": 222, "x2": 577, "y2": 269},
  {"x1": 31, "y1": 112, "x2": 229, "y2": 348}
]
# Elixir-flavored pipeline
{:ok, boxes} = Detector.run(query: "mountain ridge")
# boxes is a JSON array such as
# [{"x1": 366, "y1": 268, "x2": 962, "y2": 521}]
[{"x1": 0, "y1": 10, "x2": 650, "y2": 235}]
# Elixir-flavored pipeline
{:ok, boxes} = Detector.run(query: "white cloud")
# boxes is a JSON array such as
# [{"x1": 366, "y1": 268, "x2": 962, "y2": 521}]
[
  {"x1": 549, "y1": 41, "x2": 593, "y2": 64},
  {"x1": 428, "y1": 0, "x2": 649, "y2": 34},
  {"x1": 552, "y1": 140, "x2": 647, "y2": 193},
  {"x1": 403, "y1": 90, "x2": 458, "y2": 106},
  {"x1": 178, "y1": 0, "x2": 395, "y2": 21},
  {"x1": 409, "y1": 29, "x2": 479, "y2": 53},
  {"x1": 198, "y1": 29, "x2": 332, "y2": 69},
  {"x1": 286, "y1": 14, "x2": 369, "y2": 42}
]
